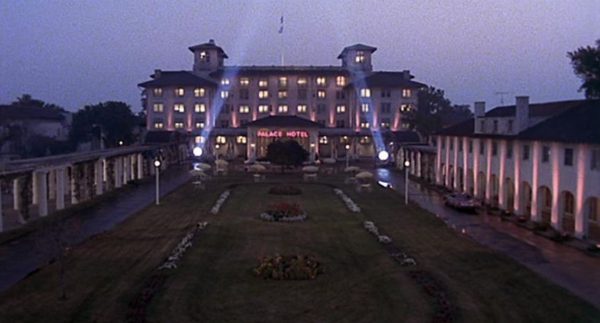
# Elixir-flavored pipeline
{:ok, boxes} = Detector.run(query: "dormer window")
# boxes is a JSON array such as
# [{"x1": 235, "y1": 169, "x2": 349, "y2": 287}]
[
  {"x1": 279, "y1": 77, "x2": 288, "y2": 87},
  {"x1": 355, "y1": 51, "x2": 365, "y2": 63},
  {"x1": 402, "y1": 89, "x2": 412, "y2": 98}
]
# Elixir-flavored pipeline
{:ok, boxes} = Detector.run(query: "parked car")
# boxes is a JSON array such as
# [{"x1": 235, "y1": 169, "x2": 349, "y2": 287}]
[{"x1": 444, "y1": 193, "x2": 480, "y2": 212}]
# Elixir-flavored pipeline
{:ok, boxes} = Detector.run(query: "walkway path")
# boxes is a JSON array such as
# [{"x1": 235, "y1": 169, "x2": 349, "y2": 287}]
[
  {"x1": 375, "y1": 167, "x2": 600, "y2": 309},
  {"x1": 0, "y1": 165, "x2": 191, "y2": 292}
]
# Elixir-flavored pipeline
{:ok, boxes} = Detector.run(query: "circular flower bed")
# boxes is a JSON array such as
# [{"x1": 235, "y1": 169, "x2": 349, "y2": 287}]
[
  {"x1": 259, "y1": 202, "x2": 307, "y2": 222},
  {"x1": 253, "y1": 254, "x2": 321, "y2": 280},
  {"x1": 268, "y1": 185, "x2": 302, "y2": 195}
]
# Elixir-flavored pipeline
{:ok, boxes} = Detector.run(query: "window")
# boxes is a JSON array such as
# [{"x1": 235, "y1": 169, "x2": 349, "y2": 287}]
[
  {"x1": 278, "y1": 90, "x2": 288, "y2": 99},
  {"x1": 589, "y1": 198, "x2": 598, "y2": 222},
  {"x1": 316, "y1": 76, "x2": 326, "y2": 86},
  {"x1": 153, "y1": 103, "x2": 164, "y2": 112},
  {"x1": 340, "y1": 136, "x2": 349, "y2": 144},
  {"x1": 380, "y1": 119, "x2": 390, "y2": 129},
  {"x1": 174, "y1": 121, "x2": 184, "y2": 129},
  {"x1": 216, "y1": 136, "x2": 226, "y2": 144},
  {"x1": 564, "y1": 193, "x2": 574, "y2": 216},
  {"x1": 400, "y1": 104, "x2": 411, "y2": 112},
  {"x1": 360, "y1": 136, "x2": 371, "y2": 144},
  {"x1": 401, "y1": 89, "x2": 411, "y2": 98},
  {"x1": 319, "y1": 136, "x2": 328, "y2": 144},
  {"x1": 492, "y1": 142, "x2": 497, "y2": 156},
  {"x1": 335, "y1": 91, "x2": 346, "y2": 100},
  {"x1": 199, "y1": 51, "x2": 209, "y2": 62},
  {"x1": 220, "y1": 90, "x2": 229, "y2": 99},
  {"x1": 336, "y1": 76, "x2": 346, "y2": 86},
  {"x1": 298, "y1": 89, "x2": 307, "y2": 100},
  {"x1": 401, "y1": 122, "x2": 410, "y2": 129},
  {"x1": 361, "y1": 103, "x2": 369, "y2": 113},
  {"x1": 336, "y1": 120, "x2": 345, "y2": 128},
  {"x1": 278, "y1": 105, "x2": 288, "y2": 113},
  {"x1": 458, "y1": 140, "x2": 463, "y2": 152},
  {"x1": 450, "y1": 140, "x2": 454, "y2": 150},
  {"x1": 360, "y1": 88, "x2": 371, "y2": 97},
  {"x1": 492, "y1": 120, "x2": 498, "y2": 133},
  {"x1": 174, "y1": 104, "x2": 185, "y2": 113},
  {"x1": 153, "y1": 88, "x2": 163, "y2": 97},
  {"x1": 220, "y1": 120, "x2": 229, "y2": 128},
  {"x1": 195, "y1": 121, "x2": 204, "y2": 129},
  {"x1": 479, "y1": 141, "x2": 484, "y2": 155},
  {"x1": 239, "y1": 77, "x2": 249, "y2": 86},
  {"x1": 194, "y1": 103, "x2": 206, "y2": 113},
  {"x1": 258, "y1": 105, "x2": 269, "y2": 113},
  {"x1": 381, "y1": 103, "x2": 391, "y2": 114},
  {"x1": 153, "y1": 121, "x2": 164, "y2": 129},
  {"x1": 336, "y1": 105, "x2": 346, "y2": 113},
  {"x1": 441, "y1": 140, "x2": 445, "y2": 149},
  {"x1": 468, "y1": 140, "x2": 473, "y2": 153},
  {"x1": 317, "y1": 90, "x2": 326, "y2": 99},
  {"x1": 480, "y1": 120, "x2": 485, "y2": 132},
  {"x1": 317, "y1": 104, "x2": 326, "y2": 114},
  {"x1": 542, "y1": 146, "x2": 550, "y2": 163},
  {"x1": 592, "y1": 149, "x2": 600, "y2": 171},
  {"x1": 258, "y1": 90, "x2": 269, "y2": 99},
  {"x1": 564, "y1": 148, "x2": 574, "y2": 166},
  {"x1": 221, "y1": 78, "x2": 230, "y2": 85},
  {"x1": 297, "y1": 105, "x2": 307, "y2": 113},
  {"x1": 297, "y1": 77, "x2": 307, "y2": 86},
  {"x1": 360, "y1": 120, "x2": 369, "y2": 129},
  {"x1": 507, "y1": 144, "x2": 513, "y2": 159},
  {"x1": 239, "y1": 105, "x2": 250, "y2": 113},
  {"x1": 258, "y1": 79, "x2": 268, "y2": 88},
  {"x1": 239, "y1": 89, "x2": 249, "y2": 100},
  {"x1": 278, "y1": 77, "x2": 287, "y2": 87},
  {"x1": 175, "y1": 88, "x2": 185, "y2": 97},
  {"x1": 194, "y1": 136, "x2": 204, "y2": 144},
  {"x1": 355, "y1": 51, "x2": 365, "y2": 63},
  {"x1": 508, "y1": 119, "x2": 513, "y2": 132},
  {"x1": 194, "y1": 88, "x2": 205, "y2": 97},
  {"x1": 236, "y1": 136, "x2": 247, "y2": 144},
  {"x1": 381, "y1": 89, "x2": 391, "y2": 98},
  {"x1": 523, "y1": 145, "x2": 530, "y2": 161}
]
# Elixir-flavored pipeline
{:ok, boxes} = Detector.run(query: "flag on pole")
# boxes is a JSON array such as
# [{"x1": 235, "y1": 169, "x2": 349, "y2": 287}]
[{"x1": 278, "y1": 15, "x2": 284, "y2": 34}]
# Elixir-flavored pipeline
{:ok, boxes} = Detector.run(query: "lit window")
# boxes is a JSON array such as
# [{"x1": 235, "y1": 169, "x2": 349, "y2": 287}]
[
  {"x1": 199, "y1": 51, "x2": 208, "y2": 61},
  {"x1": 402, "y1": 89, "x2": 412, "y2": 98},
  {"x1": 380, "y1": 120, "x2": 390, "y2": 129},
  {"x1": 195, "y1": 121, "x2": 204, "y2": 129},
  {"x1": 340, "y1": 136, "x2": 349, "y2": 143},
  {"x1": 401, "y1": 122, "x2": 410, "y2": 129},
  {"x1": 360, "y1": 88, "x2": 371, "y2": 97},
  {"x1": 319, "y1": 136, "x2": 328, "y2": 144},
  {"x1": 194, "y1": 88, "x2": 205, "y2": 97},
  {"x1": 236, "y1": 136, "x2": 247, "y2": 144},
  {"x1": 239, "y1": 105, "x2": 250, "y2": 113},
  {"x1": 216, "y1": 136, "x2": 226, "y2": 144},
  {"x1": 317, "y1": 90, "x2": 326, "y2": 99},
  {"x1": 360, "y1": 121, "x2": 370, "y2": 129},
  {"x1": 194, "y1": 136, "x2": 204, "y2": 144},
  {"x1": 258, "y1": 79, "x2": 268, "y2": 88},
  {"x1": 153, "y1": 103, "x2": 164, "y2": 112},
  {"x1": 153, "y1": 88, "x2": 163, "y2": 97},
  {"x1": 279, "y1": 77, "x2": 287, "y2": 87},
  {"x1": 400, "y1": 104, "x2": 411, "y2": 112},
  {"x1": 175, "y1": 88, "x2": 185, "y2": 97},
  {"x1": 297, "y1": 77, "x2": 307, "y2": 86},
  {"x1": 220, "y1": 91, "x2": 229, "y2": 99},
  {"x1": 355, "y1": 51, "x2": 365, "y2": 63},
  {"x1": 174, "y1": 104, "x2": 185, "y2": 113},
  {"x1": 336, "y1": 76, "x2": 346, "y2": 87},
  {"x1": 221, "y1": 78, "x2": 230, "y2": 85},
  {"x1": 258, "y1": 90, "x2": 269, "y2": 99},
  {"x1": 239, "y1": 77, "x2": 250, "y2": 86},
  {"x1": 278, "y1": 90, "x2": 288, "y2": 99},
  {"x1": 360, "y1": 136, "x2": 370, "y2": 144},
  {"x1": 278, "y1": 105, "x2": 288, "y2": 113},
  {"x1": 153, "y1": 121, "x2": 164, "y2": 129},
  {"x1": 361, "y1": 104, "x2": 369, "y2": 113},
  {"x1": 174, "y1": 122, "x2": 184, "y2": 129},
  {"x1": 316, "y1": 77, "x2": 326, "y2": 86},
  {"x1": 194, "y1": 103, "x2": 206, "y2": 113},
  {"x1": 297, "y1": 105, "x2": 307, "y2": 113},
  {"x1": 258, "y1": 105, "x2": 269, "y2": 113},
  {"x1": 336, "y1": 105, "x2": 346, "y2": 113}
]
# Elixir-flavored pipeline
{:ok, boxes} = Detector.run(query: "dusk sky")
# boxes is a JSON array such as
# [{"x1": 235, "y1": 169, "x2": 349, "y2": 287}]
[{"x1": 1, "y1": 0, "x2": 598, "y2": 112}]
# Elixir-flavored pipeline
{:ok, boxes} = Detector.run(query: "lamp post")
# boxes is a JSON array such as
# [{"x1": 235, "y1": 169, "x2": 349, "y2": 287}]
[
  {"x1": 404, "y1": 159, "x2": 410, "y2": 205},
  {"x1": 153, "y1": 158, "x2": 162, "y2": 205},
  {"x1": 345, "y1": 144, "x2": 350, "y2": 168}
]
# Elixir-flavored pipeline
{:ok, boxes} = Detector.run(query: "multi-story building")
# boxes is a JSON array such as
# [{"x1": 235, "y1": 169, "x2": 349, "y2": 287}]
[
  {"x1": 139, "y1": 39, "x2": 426, "y2": 161},
  {"x1": 433, "y1": 97, "x2": 600, "y2": 241}
]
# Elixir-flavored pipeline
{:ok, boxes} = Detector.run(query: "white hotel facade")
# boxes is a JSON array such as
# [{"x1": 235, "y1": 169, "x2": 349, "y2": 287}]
[
  {"x1": 139, "y1": 40, "x2": 425, "y2": 161},
  {"x1": 433, "y1": 97, "x2": 600, "y2": 241}
]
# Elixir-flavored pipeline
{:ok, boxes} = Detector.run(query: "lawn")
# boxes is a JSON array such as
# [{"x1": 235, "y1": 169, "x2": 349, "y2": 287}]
[{"x1": 0, "y1": 173, "x2": 597, "y2": 322}]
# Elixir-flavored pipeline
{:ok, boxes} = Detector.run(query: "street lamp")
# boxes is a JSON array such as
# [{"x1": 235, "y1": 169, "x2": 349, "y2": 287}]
[
  {"x1": 404, "y1": 159, "x2": 410, "y2": 205},
  {"x1": 153, "y1": 157, "x2": 162, "y2": 205},
  {"x1": 345, "y1": 144, "x2": 350, "y2": 168},
  {"x1": 192, "y1": 146, "x2": 203, "y2": 157}
]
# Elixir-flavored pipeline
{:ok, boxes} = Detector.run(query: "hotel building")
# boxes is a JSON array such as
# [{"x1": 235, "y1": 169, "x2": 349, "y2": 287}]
[
  {"x1": 432, "y1": 97, "x2": 600, "y2": 241},
  {"x1": 139, "y1": 39, "x2": 426, "y2": 161}
]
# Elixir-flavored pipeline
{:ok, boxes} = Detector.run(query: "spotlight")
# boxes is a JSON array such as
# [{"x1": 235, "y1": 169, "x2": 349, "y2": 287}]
[
  {"x1": 192, "y1": 146, "x2": 203, "y2": 157},
  {"x1": 378, "y1": 150, "x2": 389, "y2": 161}
]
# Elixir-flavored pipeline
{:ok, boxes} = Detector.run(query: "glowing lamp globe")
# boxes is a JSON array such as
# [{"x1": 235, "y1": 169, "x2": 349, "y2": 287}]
[
  {"x1": 153, "y1": 159, "x2": 162, "y2": 168},
  {"x1": 404, "y1": 160, "x2": 410, "y2": 167},
  {"x1": 192, "y1": 146, "x2": 203, "y2": 157},
  {"x1": 378, "y1": 150, "x2": 389, "y2": 161}
]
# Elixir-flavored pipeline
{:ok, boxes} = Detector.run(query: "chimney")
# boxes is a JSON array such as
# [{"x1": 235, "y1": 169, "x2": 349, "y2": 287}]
[
  {"x1": 209, "y1": 39, "x2": 215, "y2": 45},
  {"x1": 515, "y1": 96, "x2": 529, "y2": 132},
  {"x1": 154, "y1": 69, "x2": 162, "y2": 78},
  {"x1": 402, "y1": 70, "x2": 411, "y2": 80},
  {"x1": 474, "y1": 101, "x2": 485, "y2": 117}
]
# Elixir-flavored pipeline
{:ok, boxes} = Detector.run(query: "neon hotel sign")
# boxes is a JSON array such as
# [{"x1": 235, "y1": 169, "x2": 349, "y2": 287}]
[{"x1": 257, "y1": 130, "x2": 309, "y2": 138}]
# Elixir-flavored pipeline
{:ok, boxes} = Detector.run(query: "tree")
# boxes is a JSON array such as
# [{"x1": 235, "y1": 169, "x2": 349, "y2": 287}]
[
  {"x1": 69, "y1": 101, "x2": 137, "y2": 148},
  {"x1": 11, "y1": 94, "x2": 66, "y2": 112},
  {"x1": 568, "y1": 39, "x2": 600, "y2": 99},
  {"x1": 266, "y1": 140, "x2": 309, "y2": 172}
]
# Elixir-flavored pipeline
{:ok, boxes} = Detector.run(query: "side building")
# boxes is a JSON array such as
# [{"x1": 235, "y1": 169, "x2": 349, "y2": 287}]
[
  {"x1": 138, "y1": 39, "x2": 426, "y2": 161},
  {"x1": 434, "y1": 97, "x2": 600, "y2": 241}
]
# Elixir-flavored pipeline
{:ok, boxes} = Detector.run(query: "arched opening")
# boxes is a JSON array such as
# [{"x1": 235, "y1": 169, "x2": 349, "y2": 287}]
[
  {"x1": 585, "y1": 197, "x2": 599, "y2": 242},
  {"x1": 477, "y1": 171, "x2": 486, "y2": 200},
  {"x1": 490, "y1": 174, "x2": 499, "y2": 208},
  {"x1": 520, "y1": 182, "x2": 532, "y2": 219},
  {"x1": 505, "y1": 177, "x2": 514, "y2": 213},
  {"x1": 560, "y1": 191, "x2": 575, "y2": 235},
  {"x1": 537, "y1": 186, "x2": 552, "y2": 225}
]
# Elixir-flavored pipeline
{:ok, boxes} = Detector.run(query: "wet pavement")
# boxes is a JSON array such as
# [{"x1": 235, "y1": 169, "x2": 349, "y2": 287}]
[
  {"x1": 0, "y1": 165, "x2": 191, "y2": 292},
  {"x1": 374, "y1": 167, "x2": 600, "y2": 309}
]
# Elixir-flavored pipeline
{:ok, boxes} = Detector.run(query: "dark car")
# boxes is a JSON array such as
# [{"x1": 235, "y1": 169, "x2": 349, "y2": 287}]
[{"x1": 444, "y1": 193, "x2": 480, "y2": 212}]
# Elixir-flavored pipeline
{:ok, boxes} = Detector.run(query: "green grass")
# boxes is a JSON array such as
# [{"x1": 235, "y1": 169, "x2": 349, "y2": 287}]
[{"x1": 0, "y1": 174, "x2": 597, "y2": 322}]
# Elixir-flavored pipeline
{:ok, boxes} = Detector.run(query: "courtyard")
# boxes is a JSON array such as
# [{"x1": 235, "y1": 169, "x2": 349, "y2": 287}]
[{"x1": 0, "y1": 172, "x2": 597, "y2": 322}]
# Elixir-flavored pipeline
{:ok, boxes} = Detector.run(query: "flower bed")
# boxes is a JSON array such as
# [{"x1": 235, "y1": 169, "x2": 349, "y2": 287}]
[
  {"x1": 408, "y1": 270, "x2": 456, "y2": 322},
  {"x1": 364, "y1": 221, "x2": 417, "y2": 266},
  {"x1": 363, "y1": 221, "x2": 392, "y2": 244},
  {"x1": 333, "y1": 188, "x2": 361, "y2": 212},
  {"x1": 268, "y1": 185, "x2": 302, "y2": 195},
  {"x1": 253, "y1": 254, "x2": 321, "y2": 280},
  {"x1": 158, "y1": 222, "x2": 209, "y2": 270},
  {"x1": 259, "y1": 202, "x2": 307, "y2": 222},
  {"x1": 210, "y1": 190, "x2": 231, "y2": 214}
]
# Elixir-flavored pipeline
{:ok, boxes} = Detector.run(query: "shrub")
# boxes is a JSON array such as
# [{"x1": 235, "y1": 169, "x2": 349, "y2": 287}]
[{"x1": 253, "y1": 254, "x2": 321, "y2": 280}]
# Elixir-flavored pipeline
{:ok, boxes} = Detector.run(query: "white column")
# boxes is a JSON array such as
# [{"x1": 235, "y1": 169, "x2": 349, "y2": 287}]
[
  {"x1": 417, "y1": 151, "x2": 422, "y2": 178},
  {"x1": 473, "y1": 138, "x2": 481, "y2": 199},
  {"x1": 56, "y1": 168, "x2": 65, "y2": 210},
  {"x1": 574, "y1": 144, "x2": 587, "y2": 238},
  {"x1": 462, "y1": 137, "x2": 469, "y2": 193},
  {"x1": 13, "y1": 178, "x2": 21, "y2": 211},
  {"x1": 35, "y1": 171, "x2": 48, "y2": 217},
  {"x1": 453, "y1": 137, "x2": 459, "y2": 190},
  {"x1": 70, "y1": 166, "x2": 78, "y2": 205},
  {"x1": 531, "y1": 141, "x2": 541, "y2": 222},
  {"x1": 137, "y1": 154, "x2": 144, "y2": 180},
  {"x1": 485, "y1": 139, "x2": 493, "y2": 204},
  {"x1": 513, "y1": 141, "x2": 522, "y2": 215},
  {"x1": 550, "y1": 142, "x2": 561, "y2": 230},
  {"x1": 444, "y1": 137, "x2": 451, "y2": 188},
  {"x1": 498, "y1": 140, "x2": 506, "y2": 210},
  {"x1": 435, "y1": 136, "x2": 442, "y2": 185},
  {"x1": 95, "y1": 159, "x2": 104, "y2": 196}
]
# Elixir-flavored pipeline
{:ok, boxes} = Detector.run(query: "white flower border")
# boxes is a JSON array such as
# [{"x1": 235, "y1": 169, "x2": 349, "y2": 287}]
[
  {"x1": 210, "y1": 190, "x2": 231, "y2": 214},
  {"x1": 363, "y1": 220, "x2": 417, "y2": 266},
  {"x1": 259, "y1": 212, "x2": 308, "y2": 222},
  {"x1": 159, "y1": 221, "x2": 209, "y2": 270},
  {"x1": 333, "y1": 188, "x2": 361, "y2": 212}
]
